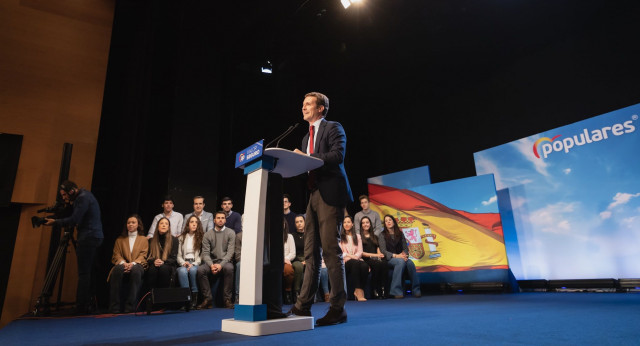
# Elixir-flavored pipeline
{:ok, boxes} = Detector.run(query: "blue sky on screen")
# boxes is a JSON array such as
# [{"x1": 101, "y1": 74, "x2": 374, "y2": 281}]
[
  {"x1": 474, "y1": 102, "x2": 640, "y2": 279},
  {"x1": 410, "y1": 174, "x2": 500, "y2": 214},
  {"x1": 367, "y1": 165, "x2": 431, "y2": 189}
]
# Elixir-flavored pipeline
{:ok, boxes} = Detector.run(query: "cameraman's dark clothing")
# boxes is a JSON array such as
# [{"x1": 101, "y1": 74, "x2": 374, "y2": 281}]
[
  {"x1": 54, "y1": 188, "x2": 104, "y2": 313},
  {"x1": 55, "y1": 189, "x2": 104, "y2": 241}
]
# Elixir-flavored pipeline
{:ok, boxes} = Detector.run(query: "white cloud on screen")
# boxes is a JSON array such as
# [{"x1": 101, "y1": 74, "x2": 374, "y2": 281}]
[
  {"x1": 511, "y1": 137, "x2": 549, "y2": 177},
  {"x1": 600, "y1": 211, "x2": 612, "y2": 219},
  {"x1": 608, "y1": 192, "x2": 640, "y2": 209},
  {"x1": 482, "y1": 196, "x2": 497, "y2": 206},
  {"x1": 474, "y1": 154, "x2": 505, "y2": 190},
  {"x1": 528, "y1": 201, "x2": 578, "y2": 234}
]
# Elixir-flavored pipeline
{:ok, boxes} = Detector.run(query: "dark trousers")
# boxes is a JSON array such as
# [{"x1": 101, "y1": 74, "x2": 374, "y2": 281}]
[
  {"x1": 146, "y1": 263, "x2": 174, "y2": 289},
  {"x1": 109, "y1": 264, "x2": 144, "y2": 311},
  {"x1": 197, "y1": 262, "x2": 234, "y2": 302},
  {"x1": 75, "y1": 237, "x2": 102, "y2": 310},
  {"x1": 364, "y1": 257, "x2": 388, "y2": 293},
  {"x1": 296, "y1": 190, "x2": 346, "y2": 311},
  {"x1": 345, "y1": 259, "x2": 369, "y2": 290}
]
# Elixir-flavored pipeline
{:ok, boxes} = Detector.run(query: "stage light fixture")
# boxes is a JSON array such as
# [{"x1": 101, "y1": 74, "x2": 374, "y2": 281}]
[
  {"x1": 261, "y1": 60, "x2": 273, "y2": 74},
  {"x1": 341, "y1": 0, "x2": 362, "y2": 9}
]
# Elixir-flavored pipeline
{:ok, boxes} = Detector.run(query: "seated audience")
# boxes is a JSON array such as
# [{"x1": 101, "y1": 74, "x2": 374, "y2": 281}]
[
  {"x1": 177, "y1": 215, "x2": 204, "y2": 309},
  {"x1": 220, "y1": 197, "x2": 242, "y2": 234},
  {"x1": 108, "y1": 214, "x2": 148, "y2": 313},
  {"x1": 291, "y1": 215, "x2": 305, "y2": 299},
  {"x1": 148, "y1": 195, "x2": 183, "y2": 238},
  {"x1": 146, "y1": 217, "x2": 179, "y2": 289},
  {"x1": 283, "y1": 194, "x2": 297, "y2": 234},
  {"x1": 183, "y1": 196, "x2": 214, "y2": 233},
  {"x1": 318, "y1": 257, "x2": 329, "y2": 302},
  {"x1": 378, "y1": 215, "x2": 421, "y2": 299},
  {"x1": 234, "y1": 231, "x2": 242, "y2": 304},
  {"x1": 354, "y1": 195, "x2": 383, "y2": 235},
  {"x1": 339, "y1": 216, "x2": 369, "y2": 301},
  {"x1": 283, "y1": 220, "x2": 296, "y2": 304},
  {"x1": 196, "y1": 211, "x2": 235, "y2": 309},
  {"x1": 360, "y1": 216, "x2": 388, "y2": 299}
]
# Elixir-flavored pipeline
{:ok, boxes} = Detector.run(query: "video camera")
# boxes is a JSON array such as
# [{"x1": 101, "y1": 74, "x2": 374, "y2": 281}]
[{"x1": 31, "y1": 199, "x2": 71, "y2": 228}]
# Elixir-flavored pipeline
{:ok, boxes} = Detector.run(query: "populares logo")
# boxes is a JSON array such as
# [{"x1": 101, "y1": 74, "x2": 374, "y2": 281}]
[{"x1": 533, "y1": 116, "x2": 637, "y2": 159}]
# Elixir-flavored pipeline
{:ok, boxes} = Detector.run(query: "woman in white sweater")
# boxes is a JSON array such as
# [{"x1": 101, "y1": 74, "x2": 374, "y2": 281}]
[
  {"x1": 283, "y1": 219, "x2": 297, "y2": 304},
  {"x1": 177, "y1": 215, "x2": 204, "y2": 309}
]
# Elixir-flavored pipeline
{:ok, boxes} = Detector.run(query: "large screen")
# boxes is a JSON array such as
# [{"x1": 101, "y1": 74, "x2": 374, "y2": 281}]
[
  {"x1": 368, "y1": 172, "x2": 510, "y2": 284},
  {"x1": 474, "y1": 103, "x2": 640, "y2": 280}
]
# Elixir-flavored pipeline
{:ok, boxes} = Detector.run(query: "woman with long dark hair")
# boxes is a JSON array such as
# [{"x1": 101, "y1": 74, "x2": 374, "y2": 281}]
[
  {"x1": 340, "y1": 216, "x2": 369, "y2": 301},
  {"x1": 378, "y1": 215, "x2": 421, "y2": 299},
  {"x1": 360, "y1": 216, "x2": 388, "y2": 299},
  {"x1": 146, "y1": 217, "x2": 179, "y2": 289},
  {"x1": 108, "y1": 214, "x2": 149, "y2": 313},
  {"x1": 177, "y1": 215, "x2": 204, "y2": 309}
]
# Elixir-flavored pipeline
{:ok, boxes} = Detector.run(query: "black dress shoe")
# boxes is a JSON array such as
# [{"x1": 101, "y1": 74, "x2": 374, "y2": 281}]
[
  {"x1": 286, "y1": 305, "x2": 311, "y2": 317},
  {"x1": 197, "y1": 297, "x2": 213, "y2": 310},
  {"x1": 267, "y1": 310, "x2": 287, "y2": 319},
  {"x1": 316, "y1": 307, "x2": 347, "y2": 326}
]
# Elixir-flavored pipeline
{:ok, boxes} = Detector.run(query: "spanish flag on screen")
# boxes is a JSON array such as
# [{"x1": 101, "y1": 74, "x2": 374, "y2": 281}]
[{"x1": 368, "y1": 184, "x2": 509, "y2": 273}]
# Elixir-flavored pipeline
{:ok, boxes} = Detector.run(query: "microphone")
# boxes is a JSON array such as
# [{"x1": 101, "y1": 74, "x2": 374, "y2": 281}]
[{"x1": 266, "y1": 123, "x2": 300, "y2": 148}]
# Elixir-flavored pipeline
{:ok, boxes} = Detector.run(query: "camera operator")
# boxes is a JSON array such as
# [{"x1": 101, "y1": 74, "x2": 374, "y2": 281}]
[{"x1": 45, "y1": 180, "x2": 104, "y2": 314}]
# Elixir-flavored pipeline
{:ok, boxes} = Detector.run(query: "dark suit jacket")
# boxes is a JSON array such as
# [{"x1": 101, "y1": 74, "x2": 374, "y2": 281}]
[{"x1": 301, "y1": 119, "x2": 353, "y2": 207}]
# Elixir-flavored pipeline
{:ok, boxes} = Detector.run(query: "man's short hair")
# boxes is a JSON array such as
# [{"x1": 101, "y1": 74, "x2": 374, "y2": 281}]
[
  {"x1": 305, "y1": 92, "x2": 329, "y2": 117},
  {"x1": 359, "y1": 194, "x2": 369, "y2": 202},
  {"x1": 215, "y1": 210, "x2": 227, "y2": 218},
  {"x1": 193, "y1": 196, "x2": 204, "y2": 202},
  {"x1": 221, "y1": 196, "x2": 232, "y2": 204},
  {"x1": 163, "y1": 195, "x2": 174, "y2": 203},
  {"x1": 60, "y1": 180, "x2": 78, "y2": 193},
  {"x1": 283, "y1": 193, "x2": 291, "y2": 201}
]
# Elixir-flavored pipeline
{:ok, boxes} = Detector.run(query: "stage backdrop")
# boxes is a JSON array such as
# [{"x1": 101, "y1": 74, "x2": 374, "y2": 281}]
[
  {"x1": 474, "y1": 102, "x2": 640, "y2": 280},
  {"x1": 367, "y1": 171, "x2": 510, "y2": 284}
]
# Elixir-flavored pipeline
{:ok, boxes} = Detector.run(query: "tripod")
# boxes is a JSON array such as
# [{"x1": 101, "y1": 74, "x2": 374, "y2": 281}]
[{"x1": 33, "y1": 227, "x2": 76, "y2": 316}]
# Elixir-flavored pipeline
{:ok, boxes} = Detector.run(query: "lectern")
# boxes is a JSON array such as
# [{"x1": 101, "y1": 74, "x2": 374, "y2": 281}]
[{"x1": 221, "y1": 141, "x2": 323, "y2": 336}]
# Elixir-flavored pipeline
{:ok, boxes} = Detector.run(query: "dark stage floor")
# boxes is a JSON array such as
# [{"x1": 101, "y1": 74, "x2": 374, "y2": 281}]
[{"x1": 1, "y1": 292, "x2": 639, "y2": 345}]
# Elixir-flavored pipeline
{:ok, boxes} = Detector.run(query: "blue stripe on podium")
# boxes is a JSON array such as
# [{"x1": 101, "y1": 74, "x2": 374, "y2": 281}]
[
  {"x1": 243, "y1": 156, "x2": 276, "y2": 175},
  {"x1": 234, "y1": 304, "x2": 267, "y2": 321}
]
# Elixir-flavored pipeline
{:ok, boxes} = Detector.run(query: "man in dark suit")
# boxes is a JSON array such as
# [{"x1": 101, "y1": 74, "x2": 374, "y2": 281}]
[{"x1": 290, "y1": 91, "x2": 353, "y2": 326}]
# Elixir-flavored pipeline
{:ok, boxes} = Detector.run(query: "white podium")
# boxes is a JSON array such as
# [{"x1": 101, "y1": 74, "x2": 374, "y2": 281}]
[{"x1": 222, "y1": 145, "x2": 322, "y2": 336}]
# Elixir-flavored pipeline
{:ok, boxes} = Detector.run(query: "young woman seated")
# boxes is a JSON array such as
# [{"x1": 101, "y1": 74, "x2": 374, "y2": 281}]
[
  {"x1": 108, "y1": 214, "x2": 149, "y2": 313},
  {"x1": 146, "y1": 217, "x2": 179, "y2": 290},
  {"x1": 360, "y1": 216, "x2": 388, "y2": 299},
  {"x1": 283, "y1": 220, "x2": 297, "y2": 304},
  {"x1": 177, "y1": 215, "x2": 204, "y2": 309},
  {"x1": 339, "y1": 215, "x2": 369, "y2": 301},
  {"x1": 378, "y1": 215, "x2": 421, "y2": 299}
]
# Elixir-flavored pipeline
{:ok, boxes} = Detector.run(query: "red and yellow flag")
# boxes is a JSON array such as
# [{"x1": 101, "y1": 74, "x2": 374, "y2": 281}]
[{"x1": 369, "y1": 184, "x2": 509, "y2": 272}]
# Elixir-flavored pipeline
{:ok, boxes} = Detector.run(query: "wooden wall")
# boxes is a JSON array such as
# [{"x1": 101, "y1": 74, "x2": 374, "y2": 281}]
[{"x1": 0, "y1": 0, "x2": 114, "y2": 327}]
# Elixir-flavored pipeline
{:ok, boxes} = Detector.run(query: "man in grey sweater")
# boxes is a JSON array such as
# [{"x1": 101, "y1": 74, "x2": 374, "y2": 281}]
[
  {"x1": 354, "y1": 194, "x2": 383, "y2": 235},
  {"x1": 196, "y1": 211, "x2": 236, "y2": 309}
]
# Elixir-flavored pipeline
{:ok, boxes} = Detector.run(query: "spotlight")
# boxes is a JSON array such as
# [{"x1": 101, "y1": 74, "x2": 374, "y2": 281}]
[
  {"x1": 341, "y1": 0, "x2": 361, "y2": 9},
  {"x1": 261, "y1": 60, "x2": 273, "y2": 74}
]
